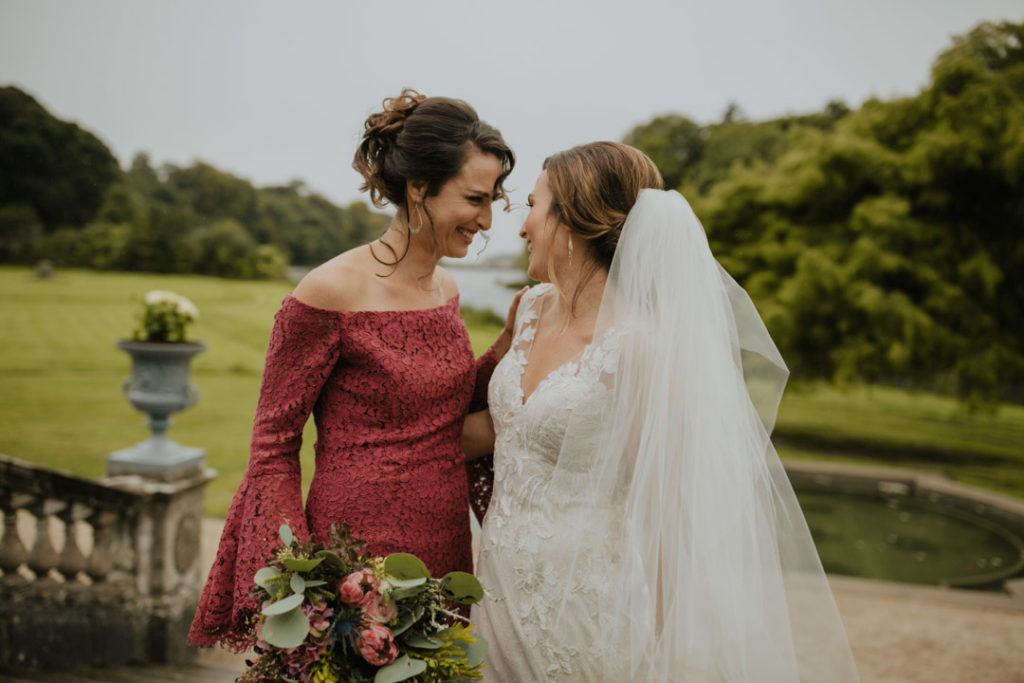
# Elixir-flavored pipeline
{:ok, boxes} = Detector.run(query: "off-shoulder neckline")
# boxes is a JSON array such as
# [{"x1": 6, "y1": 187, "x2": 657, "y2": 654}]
[{"x1": 283, "y1": 292, "x2": 460, "y2": 316}]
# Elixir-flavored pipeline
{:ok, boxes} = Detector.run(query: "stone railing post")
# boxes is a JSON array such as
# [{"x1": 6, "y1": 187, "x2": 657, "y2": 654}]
[
  {"x1": 102, "y1": 468, "x2": 214, "y2": 664},
  {"x1": 0, "y1": 455, "x2": 215, "y2": 670}
]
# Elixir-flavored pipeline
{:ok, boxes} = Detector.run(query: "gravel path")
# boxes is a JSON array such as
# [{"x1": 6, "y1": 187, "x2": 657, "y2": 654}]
[{"x1": 829, "y1": 575, "x2": 1024, "y2": 682}]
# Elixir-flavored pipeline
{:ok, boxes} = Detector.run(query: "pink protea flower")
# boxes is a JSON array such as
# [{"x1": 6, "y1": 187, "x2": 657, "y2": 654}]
[
  {"x1": 356, "y1": 622, "x2": 398, "y2": 666},
  {"x1": 340, "y1": 578, "x2": 364, "y2": 604},
  {"x1": 339, "y1": 569, "x2": 379, "y2": 606},
  {"x1": 361, "y1": 592, "x2": 398, "y2": 624}
]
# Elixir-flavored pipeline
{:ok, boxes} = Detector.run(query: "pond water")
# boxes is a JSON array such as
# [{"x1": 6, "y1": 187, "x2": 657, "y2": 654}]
[
  {"x1": 797, "y1": 489, "x2": 1024, "y2": 589},
  {"x1": 445, "y1": 263, "x2": 525, "y2": 316}
]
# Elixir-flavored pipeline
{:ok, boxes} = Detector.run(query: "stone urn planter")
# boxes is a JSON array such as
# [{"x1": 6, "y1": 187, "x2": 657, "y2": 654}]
[{"x1": 108, "y1": 339, "x2": 207, "y2": 479}]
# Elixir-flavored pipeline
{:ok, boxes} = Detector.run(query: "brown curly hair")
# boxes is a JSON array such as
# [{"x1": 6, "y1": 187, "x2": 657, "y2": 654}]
[{"x1": 353, "y1": 89, "x2": 514, "y2": 267}]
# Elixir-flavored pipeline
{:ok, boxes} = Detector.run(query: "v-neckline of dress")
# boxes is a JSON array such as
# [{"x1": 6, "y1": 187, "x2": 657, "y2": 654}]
[{"x1": 515, "y1": 289, "x2": 590, "y2": 407}]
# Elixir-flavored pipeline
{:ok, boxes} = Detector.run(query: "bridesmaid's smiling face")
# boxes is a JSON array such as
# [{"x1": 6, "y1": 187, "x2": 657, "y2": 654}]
[
  {"x1": 414, "y1": 147, "x2": 504, "y2": 259},
  {"x1": 520, "y1": 171, "x2": 567, "y2": 282}
]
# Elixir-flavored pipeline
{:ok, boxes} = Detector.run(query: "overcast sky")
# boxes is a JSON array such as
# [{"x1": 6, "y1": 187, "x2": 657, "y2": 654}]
[{"x1": 2, "y1": 0, "x2": 1021, "y2": 256}]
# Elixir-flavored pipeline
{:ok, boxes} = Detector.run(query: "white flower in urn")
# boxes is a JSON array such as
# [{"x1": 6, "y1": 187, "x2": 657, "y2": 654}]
[{"x1": 133, "y1": 290, "x2": 200, "y2": 343}]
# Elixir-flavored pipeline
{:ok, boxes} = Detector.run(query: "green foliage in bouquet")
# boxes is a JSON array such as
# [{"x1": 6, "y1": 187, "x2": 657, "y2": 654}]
[{"x1": 240, "y1": 524, "x2": 488, "y2": 683}]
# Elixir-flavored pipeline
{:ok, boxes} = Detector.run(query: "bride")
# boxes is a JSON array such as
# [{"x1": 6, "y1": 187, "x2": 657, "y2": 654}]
[{"x1": 462, "y1": 142, "x2": 859, "y2": 682}]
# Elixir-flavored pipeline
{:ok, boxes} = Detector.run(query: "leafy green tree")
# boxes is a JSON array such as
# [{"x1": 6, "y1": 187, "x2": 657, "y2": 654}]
[
  {"x1": 247, "y1": 244, "x2": 288, "y2": 280},
  {"x1": 722, "y1": 101, "x2": 746, "y2": 124},
  {"x1": 127, "y1": 152, "x2": 162, "y2": 201},
  {"x1": 0, "y1": 86, "x2": 121, "y2": 230},
  {"x1": 253, "y1": 184, "x2": 388, "y2": 265},
  {"x1": 0, "y1": 204, "x2": 43, "y2": 262},
  {"x1": 97, "y1": 181, "x2": 146, "y2": 225},
  {"x1": 118, "y1": 205, "x2": 198, "y2": 274},
  {"x1": 1, "y1": 86, "x2": 391, "y2": 277},
  {"x1": 339, "y1": 200, "x2": 389, "y2": 247},
  {"x1": 188, "y1": 219, "x2": 267, "y2": 279},
  {"x1": 628, "y1": 20, "x2": 1024, "y2": 402},
  {"x1": 39, "y1": 222, "x2": 132, "y2": 270},
  {"x1": 164, "y1": 162, "x2": 260, "y2": 225},
  {"x1": 624, "y1": 115, "x2": 705, "y2": 190}
]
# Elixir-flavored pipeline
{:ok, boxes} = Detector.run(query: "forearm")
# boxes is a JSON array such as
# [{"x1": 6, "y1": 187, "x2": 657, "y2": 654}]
[{"x1": 461, "y1": 409, "x2": 495, "y2": 461}]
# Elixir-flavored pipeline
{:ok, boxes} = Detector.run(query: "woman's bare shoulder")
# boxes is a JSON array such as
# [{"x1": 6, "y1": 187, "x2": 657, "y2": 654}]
[
  {"x1": 291, "y1": 247, "x2": 374, "y2": 312},
  {"x1": 433, "y1": 265, "x2": 460, "y2": 302}
]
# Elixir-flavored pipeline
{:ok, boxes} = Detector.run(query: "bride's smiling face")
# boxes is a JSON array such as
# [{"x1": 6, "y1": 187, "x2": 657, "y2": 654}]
[{"x1": 520, "y1": 171, "x2": 568, "y2": 282}]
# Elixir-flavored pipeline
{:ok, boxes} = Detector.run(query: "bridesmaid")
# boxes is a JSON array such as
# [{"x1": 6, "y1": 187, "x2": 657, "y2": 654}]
[{"x1": 189, "y1": 89, "x2": 517, "y2": 650}]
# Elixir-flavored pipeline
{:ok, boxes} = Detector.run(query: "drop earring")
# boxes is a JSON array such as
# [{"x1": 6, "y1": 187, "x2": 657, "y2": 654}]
[
  {"x1": 409, "y1": 206, "x2": 423, "y2": 235},
  {"x1": 567, "y1": 234, "x2": 574, "y2": 266}
]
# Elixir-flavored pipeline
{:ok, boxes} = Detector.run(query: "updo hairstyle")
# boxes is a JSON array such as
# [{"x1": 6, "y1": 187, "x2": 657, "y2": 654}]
[
  {"x1": 353, "y1": 88, "x2": 514, "y2": 222},
  {"x1": 542, "y1": 141, "x2": 663, "y2": 313}
]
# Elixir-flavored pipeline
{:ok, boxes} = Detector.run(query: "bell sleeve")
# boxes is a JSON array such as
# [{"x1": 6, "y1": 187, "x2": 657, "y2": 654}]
[{"x1": 188, "y1": 294, "x2": 344, "y2": 650}]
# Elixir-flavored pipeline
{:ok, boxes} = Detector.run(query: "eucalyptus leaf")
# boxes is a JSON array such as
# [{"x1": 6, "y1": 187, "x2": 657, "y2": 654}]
[
  {"x1": 304, "y1": 579, "x2": 327, "y2": 588},
  {"x1": 390, "y1": 606, "x2": 424, "y2": 637},
  {"x1": 383, "y1": 553, "x2": 429, "y2": 580},
  {"x1": 388, "y1": 585, "x2": 428, "y2": 602},
  {"x1": 464, "y1": 634, "x2": 488, "y2": 667},
  {"x1": 254, "y1": 566, "x2": 282, "y2": 589},
  {"x1": 262, "y1": 608, "x2": 309, "y2": 649},
  {"x1": 403, "y1": 632, "x2": 442, "y2": 649},
  {"x1": 386, "y1": 576, "x2": 428, "y2": 589},
  {"x1": 281, "y1": 557, "x2": 324, "y2": 572},
  {"x1": 373, "y1": 655, "x2": 427, "y2": 683},
  {"x1": 315, "y1": 549, "x2": 345, "y2": 568},
  {"x1": 279, "y1": 524, "x2": 294, "y2": 546},
  {"x1": 290, "y1": 573, "x2": 306, "y2": 594},
  {"x1": 441, "y1": 571, "x2": 484, "y2": 604},
  {"x1": 261, "y1": 592, "x2": 305, "y2": 615}
]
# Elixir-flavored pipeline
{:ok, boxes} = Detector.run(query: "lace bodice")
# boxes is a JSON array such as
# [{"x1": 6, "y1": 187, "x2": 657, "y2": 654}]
[{"x1": 473, "y1": 284, "x2": 629, "y2": 682}]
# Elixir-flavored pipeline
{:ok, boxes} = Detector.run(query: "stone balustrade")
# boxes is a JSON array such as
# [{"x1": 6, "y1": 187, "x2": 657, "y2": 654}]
[{"x1": 0, "y1": 453, "x2": 214, "y2": 669}]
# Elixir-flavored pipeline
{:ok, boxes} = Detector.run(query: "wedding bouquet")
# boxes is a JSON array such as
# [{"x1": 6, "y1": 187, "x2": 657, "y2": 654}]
[{"x1": 239, "y1": 524, "x2": 487, "y2": 683}]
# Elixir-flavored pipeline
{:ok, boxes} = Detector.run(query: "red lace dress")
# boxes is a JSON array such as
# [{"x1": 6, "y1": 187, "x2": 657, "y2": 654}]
[{"x1": 189, "y1": 293, "x2": 496, "y2": 650}]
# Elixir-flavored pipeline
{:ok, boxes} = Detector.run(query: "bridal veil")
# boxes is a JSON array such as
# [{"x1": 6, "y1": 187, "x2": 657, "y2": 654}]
[{"x1": 545, "y1": 189, "x2": 859, "y2": 682}]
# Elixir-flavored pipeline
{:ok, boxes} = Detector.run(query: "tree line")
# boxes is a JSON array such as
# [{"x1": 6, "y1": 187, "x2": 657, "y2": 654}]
[
  {"x1": 624, "y1": 21, "x2": 1023, "y2": 403},
  {"x1": 2, "y1": 20, "x2": 1021, "y2": 402},
  {"x1": 0, "y1": 86, "x2": 388, "y2": 279}
]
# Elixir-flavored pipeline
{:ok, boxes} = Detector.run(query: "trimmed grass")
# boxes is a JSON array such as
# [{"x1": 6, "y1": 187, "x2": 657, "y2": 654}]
[
  {"x1": 1, "y1": 267, "x2": 1021, "y2": 516},
  {"x1": 776, "y1": 382, "x2": 1024, "y2": 498},
  {"x1": 0, "y1": 267, "x2": 503, "y2": 516}
]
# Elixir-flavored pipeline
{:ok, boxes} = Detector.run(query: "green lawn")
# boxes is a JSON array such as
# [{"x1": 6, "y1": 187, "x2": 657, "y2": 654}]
[
  {"x1": 1, "y1": 266, "x2": 1022, "y2": 516},
  {"x1": 776, "y1": 382, "x2": 1024, "y2": 498},
  {"x1": 0, "y1": 267, "x2": 503, "y2": 516}
]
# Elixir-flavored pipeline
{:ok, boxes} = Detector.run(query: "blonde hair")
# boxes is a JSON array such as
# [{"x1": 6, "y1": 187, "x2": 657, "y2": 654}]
[{"x1": 542, "y1": 142, "x2": 663, "y2": 315}]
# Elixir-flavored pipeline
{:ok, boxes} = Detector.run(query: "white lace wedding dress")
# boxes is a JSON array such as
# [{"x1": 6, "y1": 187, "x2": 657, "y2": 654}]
[
  {"x1": 471, "y1": 190, "x2": 858, "y2": 682},
  {"x1": 472, "y1": 283, "x2": 631, "y2": 682}
]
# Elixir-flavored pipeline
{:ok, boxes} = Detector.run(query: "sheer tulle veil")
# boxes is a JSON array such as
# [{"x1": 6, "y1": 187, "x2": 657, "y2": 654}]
[{"x1": 546, "y1": 189, "x2": 859, "y2": 681}]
